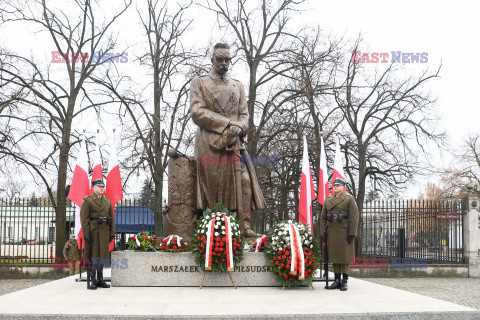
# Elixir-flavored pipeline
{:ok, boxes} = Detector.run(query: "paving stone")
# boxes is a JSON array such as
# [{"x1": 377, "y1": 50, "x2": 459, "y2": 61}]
[{"x1": 366, "y1": 278, "x2": 480, "y2": 310}]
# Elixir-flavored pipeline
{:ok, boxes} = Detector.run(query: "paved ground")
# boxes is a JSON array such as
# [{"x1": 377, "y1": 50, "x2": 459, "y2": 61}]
[
  {"x1": 4, "y1": 277, "x2": 480, "y2": 312},
  {"x1": 366, "y1": 278, "x2": 480, "y2": 310},
  {"x1": 0, "y1": 279, "x2": 53, "y2": 296},
  {"x1": 0, "y1": 272, "x2": 478, "y2": 320}
]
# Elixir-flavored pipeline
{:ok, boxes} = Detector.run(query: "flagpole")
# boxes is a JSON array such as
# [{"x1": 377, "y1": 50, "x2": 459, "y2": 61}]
[{"x1": 318, "y1": 131, "x2": 325, "y2": 280}]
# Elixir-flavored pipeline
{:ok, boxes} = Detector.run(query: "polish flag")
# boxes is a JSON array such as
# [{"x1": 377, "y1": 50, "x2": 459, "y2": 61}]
[
  {"x1": 331, "y1": 135, "x2": 346, "y2": 194},
  {"x1": 298, "y1": 135, "x2": 316, "y2": 233},
  {"x1": 90, "y1": 132, "x2": 103, "y2": 189},
  {"x1": 317, "y1": 136, "x2": 330, "y2": 205},
  {"x1": 105, "y1": 132, "x2": 123, "y2": 251},
  {"x1": 68, "y1": 135, "x2": 90, "y2": 250}
]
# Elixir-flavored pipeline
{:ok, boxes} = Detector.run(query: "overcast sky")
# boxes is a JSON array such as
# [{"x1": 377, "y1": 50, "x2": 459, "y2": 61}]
[
  {"x1": 1, "y1": 0, "x2": 479, "y2": 198},
  {"x1": 311, "y1": 0, "x2": 479, "y2": 195}
]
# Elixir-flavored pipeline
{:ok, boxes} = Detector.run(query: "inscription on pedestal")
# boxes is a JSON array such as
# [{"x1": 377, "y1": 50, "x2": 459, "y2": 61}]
[{"x1": 111, "y1": 251, "x2": 281, "y2": 287}]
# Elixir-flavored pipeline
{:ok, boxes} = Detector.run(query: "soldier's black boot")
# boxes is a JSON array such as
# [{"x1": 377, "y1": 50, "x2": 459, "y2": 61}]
[
  {"x1": 88, "y1": 271, "x2": 97, "y2": 290},
  {"x1": 96, "y1": 271, "x2": 110, "y2": 288},
  {"x1": 326, "y1": 273, "x2": 342, "y2": 289},
  {"x1": 340, "y1": 273, "x2": 348, "y2": 291}
]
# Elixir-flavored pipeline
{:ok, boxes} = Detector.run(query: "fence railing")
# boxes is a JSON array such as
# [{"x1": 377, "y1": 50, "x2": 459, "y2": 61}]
[
  {"x1": 1, "y1": 198, "x2": 466, "y2": 265},
  {"x1": 0, "y1": 198, "x2": 157, "y2": 264},
  {"x1": 362, "y1": 199, "x2": 464, "y2": 264}
]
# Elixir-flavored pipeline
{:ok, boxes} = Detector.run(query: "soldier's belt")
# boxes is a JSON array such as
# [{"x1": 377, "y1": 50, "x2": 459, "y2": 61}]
[
  {"x1": 90, "y1": 217, "x2": 112, "y2": 224},
  {"x1": 326, "y1": 214, "x2": 349, "y2": 222}
]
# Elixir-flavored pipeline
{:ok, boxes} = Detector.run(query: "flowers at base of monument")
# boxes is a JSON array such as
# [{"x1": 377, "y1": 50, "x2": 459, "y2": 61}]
[
  {"x1": 160, "y1": 235, "x2": 188, "y2": 252},
  {"x1": 249, "y1": 235, "x2": 269, "y2": 252},
  {"x1": 191, "y1": 203, "x2": 244, "y2": 273},
  {"x1": 126, "y1": 231, "x2": 159, "y2": 252},
  {"x1": 265, "y1": 220, "x2": 320, "y2": 287}
]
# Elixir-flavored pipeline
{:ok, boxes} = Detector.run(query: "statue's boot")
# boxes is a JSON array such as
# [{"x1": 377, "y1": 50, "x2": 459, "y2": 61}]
[{"x1": 243, "y1": 222, "x2": 261, "y2": 238}]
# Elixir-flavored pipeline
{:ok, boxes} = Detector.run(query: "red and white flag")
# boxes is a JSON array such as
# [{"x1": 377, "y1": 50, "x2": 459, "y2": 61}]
[
  {"x1": 105, "y1": 132, "x2": 123, "y2": 251},
  {"x1": 317, "y1": 136, "x2": 330, "y2": 205},
  {"x1": 298, "y1": 135, "x2": 316, "y2": 233},
  {"x1": 331, "y1": 135, "x2": 346, "y2": 194},
  {"x1": 68, "y1": 135, "x2": 90, "y2": 250}
]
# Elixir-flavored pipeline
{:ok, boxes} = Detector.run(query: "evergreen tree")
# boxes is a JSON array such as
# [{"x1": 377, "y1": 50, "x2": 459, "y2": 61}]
[{"x1": 140, "y1": 179, "x2": 155, "y2": 210}]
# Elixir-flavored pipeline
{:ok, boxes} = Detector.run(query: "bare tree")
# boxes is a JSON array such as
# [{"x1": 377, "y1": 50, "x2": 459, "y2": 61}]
[
  {"x1": 334, "y1": 39, "x2": 445, "y2": 213},
  {"x1": 0, "y1": 0, "x2": 131, "y2": 256},
  {"x1": 441, "y1": 134, "x2": 480, "y2": 197},
  {"x1": 93, "y1": 0, "x2": 200, "y2": 235}
]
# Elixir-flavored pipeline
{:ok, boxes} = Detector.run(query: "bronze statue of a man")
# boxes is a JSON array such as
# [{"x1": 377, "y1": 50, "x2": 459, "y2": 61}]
[{"x1": 190, "y1": 43, "x2": 266, "y2": 237}]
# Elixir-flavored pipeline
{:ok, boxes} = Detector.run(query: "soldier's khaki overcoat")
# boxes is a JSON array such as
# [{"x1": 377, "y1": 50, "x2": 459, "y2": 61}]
[
  {"x1": 320, "y1": 193, "x2": 359, "y2": 264},
  {"x1": 190, "y1": 68, "x2": 265, "y2": 211},
  {"x1": 63, "y1": 239, "x2": 80, "y2": 260},
  {"x1": 80, "y1": 194, "x2": 114, "y2": 262}
]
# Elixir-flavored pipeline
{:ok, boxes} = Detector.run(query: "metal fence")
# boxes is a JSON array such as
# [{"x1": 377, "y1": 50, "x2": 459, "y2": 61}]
[
  {"x1": 362, "y1": 199, "x2": 464, "y2": 264},
  {"x1": 0, "y1": 198, "x2": 156, "y2": 264},
  {"x1": 1, "y1": 197, "x2": 466, "y2": 265}
]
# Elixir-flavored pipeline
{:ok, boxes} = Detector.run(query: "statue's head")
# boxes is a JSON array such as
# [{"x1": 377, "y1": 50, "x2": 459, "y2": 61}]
[{"x1": 211, "y1": 43, "x2": 231, "y2": 76}]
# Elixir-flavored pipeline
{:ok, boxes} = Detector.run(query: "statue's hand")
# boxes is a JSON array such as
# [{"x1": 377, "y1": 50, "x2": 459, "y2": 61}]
[
  {"x1": 229, "y1": 121, "x2": 244, "y2": 136},
  {"x1": 226, "y1": 125, "x2": 241, "y2": 138}
]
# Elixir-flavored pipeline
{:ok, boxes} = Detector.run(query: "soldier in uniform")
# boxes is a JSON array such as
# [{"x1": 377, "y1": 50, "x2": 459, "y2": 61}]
[
  {"x1": 63, "y1": 234, "x2": 80, "y2": 276},
  {"x1": 80, "y1": 178, "x2": 115, "y2": 289},
  {"x1": 190, "y1": 43, "x2": 266, "y2": 237},
  {"x1": 320, "y1": 178, "x2": 359, "y2": 291}
]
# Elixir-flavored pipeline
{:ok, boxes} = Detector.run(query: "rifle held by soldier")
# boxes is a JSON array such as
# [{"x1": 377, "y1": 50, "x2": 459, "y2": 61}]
[
  {"x1": 323, "y1": 231, "x2": 329, "y2": 288},
  {"x1": 86, "y1": 232, "x2": 96, "y2": 290}
]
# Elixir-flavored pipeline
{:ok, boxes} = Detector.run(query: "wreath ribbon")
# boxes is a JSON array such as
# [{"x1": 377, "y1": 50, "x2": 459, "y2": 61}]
[
  {"x1": 255, "y1": 235, "x2": 268, "y2": 252},
  {"x1": 165, "y1": 235, "x2": 182, "y2": 247},
  {"x1": 288, "y1": 223, "x2": 305, "y2": 280},
  {"x1": 204, "y1": 217, "x2": 216, "y2": 270},
  {"x1": 223, "y1": 215, "x2": 234, "y2": 271}
]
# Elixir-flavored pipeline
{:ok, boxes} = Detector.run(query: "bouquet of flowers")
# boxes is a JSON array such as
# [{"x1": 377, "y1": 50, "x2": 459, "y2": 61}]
[
  {"x1": 191, "y1": 203, "x2": 244, "y2": 272},
  {"x1": 160, "y1": 235, "x2": 188, "y2": 252},
  {"x1": 265, "y1": 220, "x2": 320, "y2": 287},
  {"x1": 126, "y1": 231, "x2": 158, "y2": 252},
  {"x1": 249, "y1": 235, "x2": 269, "y2": 252}
]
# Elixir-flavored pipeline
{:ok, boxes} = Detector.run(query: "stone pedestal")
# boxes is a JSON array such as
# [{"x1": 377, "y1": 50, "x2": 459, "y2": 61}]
[
  {"x1": 111, "y1": 251, "x2": 281, "y2": 287},
  {"x1": 462, "y1": 185, "x2": 480, "y2": 277},
  {"x1": 163, "y1": 150, "x2": 198, "y2": 244}
]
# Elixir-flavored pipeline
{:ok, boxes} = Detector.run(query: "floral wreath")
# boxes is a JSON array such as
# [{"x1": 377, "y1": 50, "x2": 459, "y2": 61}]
[
  {"x1": 265, "y1": 220, "x2": 320, "y2": 287},
  {"x1": 249, "y1": 235, "x2": 269, "y2": 252},
  {"x1": 126, "y1": 231, "x2": 158, "y2": 252},
  {"x1": 160, "y1": 235, "x2": 188, "y2": 252},
  {"x1": 191, "y1": 203, "x2": 244, "y2": 272}
]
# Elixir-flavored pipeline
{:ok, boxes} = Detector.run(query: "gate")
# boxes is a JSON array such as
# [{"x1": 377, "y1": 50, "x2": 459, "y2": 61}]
[{"x1": 362, "y1": 199, "x2": 463, "y2": 263}]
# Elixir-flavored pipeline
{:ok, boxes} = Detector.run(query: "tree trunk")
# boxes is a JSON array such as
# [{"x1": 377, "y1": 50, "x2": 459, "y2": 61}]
[
  {"x1": 153, "y1": 174, "x2": 163, "y2": 237},
  {"x1": 246, "y1": 63, "x2": 258, "y2": 156},
  {"x1": 54, "y1": 113, "x2": 72, "y2": 258},
  {"x1": 355, "y1": 145, "x2": 367, "y2": 257}
]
